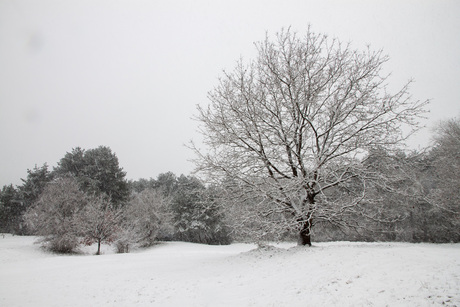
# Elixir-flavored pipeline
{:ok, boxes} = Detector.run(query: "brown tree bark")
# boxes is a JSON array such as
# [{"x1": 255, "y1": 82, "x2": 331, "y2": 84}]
[
  {"x1": 298, "y1": 217, "x2": 312, "y2": 246},
  {"x1": 96, "y1": 239, "x2": 101, "y2": 255}
]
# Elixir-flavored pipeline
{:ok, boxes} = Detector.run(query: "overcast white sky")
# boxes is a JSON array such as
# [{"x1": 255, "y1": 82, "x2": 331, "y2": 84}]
[{"x1": 1, "y1": 0, "x2": 459, "y2": 187}]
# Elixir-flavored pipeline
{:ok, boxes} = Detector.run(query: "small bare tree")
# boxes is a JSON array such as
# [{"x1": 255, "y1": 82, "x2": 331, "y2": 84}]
[
  {"x1": 78, "y1": 195, "x2": 121, "y2": 255},
  {"x1": 193, "y1": 27, "x2": 428, "y2": 245}
]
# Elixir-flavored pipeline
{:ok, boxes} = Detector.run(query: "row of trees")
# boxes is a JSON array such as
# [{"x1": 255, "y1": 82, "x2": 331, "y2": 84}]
[
  {"x1": 0, "y1": 146, "x2": 130, "y2": 236},
  {"x1": 0, "y1": 146, "x2": 231, "y2": 254},
  {"x1": 123, "y1": 173, "x2": 231, "y2": 250},
  {"x1": 0, "y1": 115, "x2": 458, "y2": 254}
]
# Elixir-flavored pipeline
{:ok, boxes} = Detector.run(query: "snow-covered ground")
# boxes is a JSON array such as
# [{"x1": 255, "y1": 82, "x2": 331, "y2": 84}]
[{"x1": 0, "y1": 235, "x2": 459, "y2": 306}]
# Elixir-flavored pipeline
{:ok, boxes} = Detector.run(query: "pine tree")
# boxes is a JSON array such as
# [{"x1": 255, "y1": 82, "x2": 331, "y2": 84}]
[
  {"x1": 0, "y1": 185, "x2": 21, "y2": 233},
  {"x1": 55, "y1": 146, "x2": 130, "y2": 208},
  {"x1": 172, "y1": 176, "x2": 231, "y2": 245}
]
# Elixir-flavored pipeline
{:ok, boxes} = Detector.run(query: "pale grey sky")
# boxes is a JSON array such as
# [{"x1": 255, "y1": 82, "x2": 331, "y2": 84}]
[{"x1": 1, "y1": 0, "x2": 459, "y2": 187}]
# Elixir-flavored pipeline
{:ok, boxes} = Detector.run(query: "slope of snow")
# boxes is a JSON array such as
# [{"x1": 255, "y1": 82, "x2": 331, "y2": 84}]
[{"x1": 0, "y1": 235, "x2": 459, "y2": 306}]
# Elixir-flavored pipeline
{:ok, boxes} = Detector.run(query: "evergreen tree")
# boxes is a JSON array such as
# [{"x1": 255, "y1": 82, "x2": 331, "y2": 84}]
[
  {"x1": 12, "y1": 163, "x2": 54, "y2": 234},
  {"x1": 172, "y1": 175, "x2": 231, "y2": 245},
  {"x1": 19, "y1": 163, "x2": 54, "y2": 208},
  {"x1": 156, "y1": 172, "x2": 178, "y2": 196},
  {"x1": 0, "y1": 185, "x2": 21, "y2": 233},
  {"x1": 128, "y1": 178, "x2": 157, "y2": 193},
  {"x1": 55, "y1": 146, "x2": 130, "y2": 208}
]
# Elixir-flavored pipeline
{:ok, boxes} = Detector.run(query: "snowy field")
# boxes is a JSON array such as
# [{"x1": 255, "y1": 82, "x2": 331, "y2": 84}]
[{"x1": 0, "y1": 235, "x2": 459, "y2": 307}]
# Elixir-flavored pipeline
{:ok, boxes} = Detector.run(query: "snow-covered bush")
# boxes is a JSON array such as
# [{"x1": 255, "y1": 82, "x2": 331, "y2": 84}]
[
  {"x1": 24, "y1": 176, "x2": 88, "y2": 253},
  {"x1": 115, "y1": 189, "x2": 172, "y2": 252}
]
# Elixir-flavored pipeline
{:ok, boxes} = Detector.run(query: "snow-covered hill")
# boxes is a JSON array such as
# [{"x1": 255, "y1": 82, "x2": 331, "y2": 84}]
[{"x1": 1, "y1": 235, "x2": 458, "y2": 306}]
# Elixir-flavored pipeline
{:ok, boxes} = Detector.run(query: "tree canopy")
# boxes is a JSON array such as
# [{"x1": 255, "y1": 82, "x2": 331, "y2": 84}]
[{"x1": 55, "y1": 146, "x2": 130, "y2": 207}]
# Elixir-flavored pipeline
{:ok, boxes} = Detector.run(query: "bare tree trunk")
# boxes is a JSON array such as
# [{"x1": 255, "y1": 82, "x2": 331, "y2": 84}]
[
  {"x1": 298, "y1": 218, "x2": 312, "y2": 246},
  {"x1": 96, "y1": 239, "x2": 101, "y2": 255},
  {"x1": 298, "y1": 195, "x2": 314, "y2": 246}
]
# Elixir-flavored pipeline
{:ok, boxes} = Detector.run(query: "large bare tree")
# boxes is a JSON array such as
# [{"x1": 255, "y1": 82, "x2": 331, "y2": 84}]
[{"x1": 193, "y1": 28, "x2": 428, "y2": 245}]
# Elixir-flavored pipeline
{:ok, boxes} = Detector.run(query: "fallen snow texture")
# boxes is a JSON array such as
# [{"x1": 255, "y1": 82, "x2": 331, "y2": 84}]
[{"x1": 1, "y1": 235, "x2": 459, "y2": 306}]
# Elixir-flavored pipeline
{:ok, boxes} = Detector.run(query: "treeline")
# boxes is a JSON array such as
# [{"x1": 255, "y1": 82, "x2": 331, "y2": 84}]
[
  {"x1": 0, "y1": 146, "x2": 230, "y2": 254},
  {"x1": 0, "y1": 117, "x2": 459, "y2": 253},
  {"x1": 313, "y1": 144, "x2": 460, "y2": 243}
]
